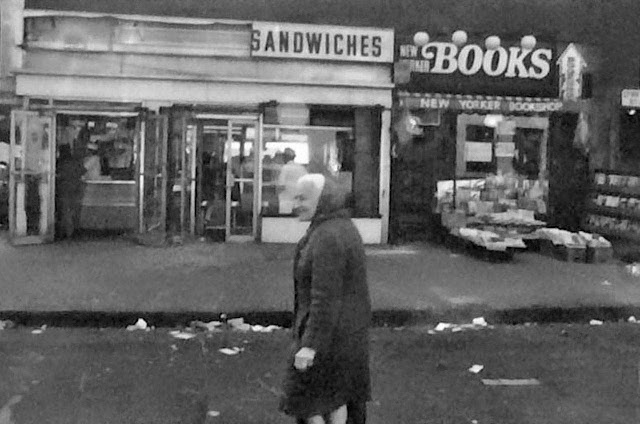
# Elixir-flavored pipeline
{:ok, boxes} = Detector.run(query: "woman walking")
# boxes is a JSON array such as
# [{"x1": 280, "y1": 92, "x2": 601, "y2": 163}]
[{"x1": 280, "y1": 174, "x2": 372, "y2": 424}]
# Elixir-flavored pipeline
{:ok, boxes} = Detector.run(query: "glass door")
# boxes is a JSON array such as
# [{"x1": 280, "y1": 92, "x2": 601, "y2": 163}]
[
  {"x1": 225, "y1": 117, "x2": 261, "y2": 241},
  {"x1": 9, "y1": 111, "x2": 56, "y2": 245},
  {"x1": 136, "y1": 114, "x2": 168, "y2": 245},
  {"x1": 197, "y1": 115, "x2": 260, "y2": 241}
]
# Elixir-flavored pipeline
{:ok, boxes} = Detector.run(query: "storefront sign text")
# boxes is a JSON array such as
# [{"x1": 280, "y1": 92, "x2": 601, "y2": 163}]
[
  {"x1": 251, "y1": 22, "x2": 394, "y2": 63},
  {"x1": 401, "y1": 95, "x2": 564, "y2": 113},
  {"x1": 399, "y1": 42, "x2": 553, "y2": 79}
]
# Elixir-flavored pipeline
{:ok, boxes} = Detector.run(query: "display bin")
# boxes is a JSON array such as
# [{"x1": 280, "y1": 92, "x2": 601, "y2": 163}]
[
  {"x1": 539, "y1": 239, "x2": 556, "y2": 258},
  {"x1": 586, "y1": 246, "x2": 614, "y2": 263},
  {"x1": 540, "y1": 239, "x2": 587, "y2": 262},
  {"x1": 555, "y1": 244, "x2": 587, "y2": 263}
]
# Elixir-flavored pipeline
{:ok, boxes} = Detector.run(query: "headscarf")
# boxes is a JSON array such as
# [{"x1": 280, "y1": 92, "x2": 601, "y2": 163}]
[{"x1": 295, "y1": 173, "x2": 351, "y2": 251}]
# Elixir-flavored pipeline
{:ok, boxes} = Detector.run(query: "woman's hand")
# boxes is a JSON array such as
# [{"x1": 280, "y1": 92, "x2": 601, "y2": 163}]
[{"x1": 294, "y1": 347, "x2": 316, "y2": 371}]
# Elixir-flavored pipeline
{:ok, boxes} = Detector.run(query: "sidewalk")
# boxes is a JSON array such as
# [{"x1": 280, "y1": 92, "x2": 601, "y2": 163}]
[{"x1": 2, "y1": 232, "x2": 640, "y2": 326}]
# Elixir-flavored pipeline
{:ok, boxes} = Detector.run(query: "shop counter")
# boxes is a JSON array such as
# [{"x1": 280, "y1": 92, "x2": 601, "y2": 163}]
[
  {"x1": 80, "y1": 180, "x2": 137, "y2": 230},
  {"x1": 261, "y1": 216, "x2": 383, "y2": 244}
]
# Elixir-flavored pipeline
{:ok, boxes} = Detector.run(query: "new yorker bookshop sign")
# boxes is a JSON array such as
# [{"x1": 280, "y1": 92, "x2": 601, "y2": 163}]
[
  {"x1": 251, "y1": 22, "x2": 394, "y2": 63},
  {"x1": 397, "y1": 38, "x2": 559, "y2": 97},
  {"x1": 399, "y1": 94, "x2": 564, "y2": 113}
]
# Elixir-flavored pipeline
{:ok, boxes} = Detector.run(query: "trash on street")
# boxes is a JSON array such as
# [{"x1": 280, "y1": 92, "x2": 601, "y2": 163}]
[
  {"x1": 31, "y1": 325, "x2": 46, "y2": 335},
  {"x1": 601, "y1": 280, "x2": 612, "y2": 286},
  {"x1": 126, "y1": 318, "x2": 148, "y2": 331},
  {"x1": 468, "y1": 364, "x2": 484, "y2": 374},
  {"x1": 207, "y1": 410, "x2": 220, "y2": 417},
  {"x1": 434, "y1": 317, "x2": 491, "y2": 333},
  {"x1": 250, "y1": 324, "x2": 281, "y2": 333},
  {"x1": 435, "y1": 323, "x2": 454, "y2": 332},
  {"x1": 218, "y1": 347, "x2": 244, "y2": 356},
  {"x1": 191, "y1": 320, "x2": 222, "y2": 332},
  {"x1": 0, "y1": 320, "x2": 15, "y2": 330},
  {"x1": 625, "y1": 263, "x2": 640, "y2": 277},
  {"x1": 481, "y1": 378, "x2": 541, "y2": 386},
  {"x1": 472, "y1": 317, "x2": 488, "y2": 327},
  {"x1": 628, "y1": 316, "x2": 638, "y2": 323},
  {"x1": 169, "y1": 330, "x2": 197, "y2": 340},
  {"x1": 227, "y1": 318, "x2": 251, "y2": 332},
  {"x1": 589, "y1": 319, "x2": 603, "y2": 326}
]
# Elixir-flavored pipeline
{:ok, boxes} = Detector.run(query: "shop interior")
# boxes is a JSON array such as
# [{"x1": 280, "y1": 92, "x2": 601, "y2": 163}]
[
  {"x1": 55, "y1": 113, "x2": 138, "y2": 236},
  {"x1": 195, "y1": 119, "x2": 356, "y2": 241}
]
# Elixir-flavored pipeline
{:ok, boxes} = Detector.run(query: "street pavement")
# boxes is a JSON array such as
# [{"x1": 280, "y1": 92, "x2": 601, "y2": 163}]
[
  {"x1": 0, "y1": 323, "x2": 639, "y2": 424},
  {"x1": 2, "y1": 231, "x2": 640, "y2": 326}
]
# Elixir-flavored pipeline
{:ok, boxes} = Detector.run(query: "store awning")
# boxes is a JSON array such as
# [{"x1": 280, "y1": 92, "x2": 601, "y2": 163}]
[{"x1": 397, "y1": 91, "x2": 582, "y2": 114}]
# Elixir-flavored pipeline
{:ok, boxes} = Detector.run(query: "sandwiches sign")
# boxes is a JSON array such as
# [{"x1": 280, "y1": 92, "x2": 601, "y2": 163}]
[
  {"x1": 250, "y1": 22, "x2": 394, "y2": 63},
  {"x1": 397, "y1": 39, "x2": 558, "y2": 97}
]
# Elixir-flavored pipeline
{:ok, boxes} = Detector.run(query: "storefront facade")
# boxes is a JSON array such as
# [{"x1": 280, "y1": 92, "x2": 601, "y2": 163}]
[
  {"x1": 390, "y1": 34, "x2": 591, "y2": 241},
  {"x1": 6, "y1": 7, "x2": 393, "y2": 244}
]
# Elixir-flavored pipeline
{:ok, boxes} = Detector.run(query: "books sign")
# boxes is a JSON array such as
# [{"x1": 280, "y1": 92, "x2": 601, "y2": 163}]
[{"x1": 250, "y1": 22, "x2": 394, "y2": 63}]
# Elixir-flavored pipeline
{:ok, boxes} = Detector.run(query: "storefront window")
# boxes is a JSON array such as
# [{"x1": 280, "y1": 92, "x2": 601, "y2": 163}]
[
  {"x1": 464, "y1": 124, "x2": 495, "y2": 174},
  {"x1": 56, "y1": 115, "x2": 137, "y2": 181},
  {"x1": 261, "y1": 126, "x2": 354, "y2": 216},
  {"x1": 619, "y1": 109, "x2": 640, "y2": 172}
]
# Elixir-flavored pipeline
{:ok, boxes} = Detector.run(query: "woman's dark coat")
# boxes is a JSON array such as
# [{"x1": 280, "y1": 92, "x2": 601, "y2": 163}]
[{"x1": 280, "y1": 177, "x2": 372, "y2": 420}]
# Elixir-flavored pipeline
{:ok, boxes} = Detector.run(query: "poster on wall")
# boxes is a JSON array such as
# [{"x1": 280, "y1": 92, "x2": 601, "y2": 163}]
[
  {"x1": 495, "y1": 142, "x2": 516, "y2": 158},
  {"x1": 465, "y1": 142, "x2": 492, "y2": 162}
]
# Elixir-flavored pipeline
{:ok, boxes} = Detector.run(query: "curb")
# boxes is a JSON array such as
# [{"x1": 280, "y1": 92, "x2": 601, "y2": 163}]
[{"x1": 2, "y1": 305, "x2": 640, "y2": 328}]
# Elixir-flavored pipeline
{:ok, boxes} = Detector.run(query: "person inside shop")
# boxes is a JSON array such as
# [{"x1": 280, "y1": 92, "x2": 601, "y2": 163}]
[
  {"x1": 277, "y1": 148, "x2": 307, "y2": 214},
  {"x1": 513, "y1": 132, "x2": 540, "y2": 180},
  {"x1": 55, "y1": 144, "x2": 86, "y2": 239},
  {"x1": 107, "y1": 138, "x2": 133, "y2": 180},
  {"x1": 83, "y1": 142, "x2": 109, "y2": 180}
]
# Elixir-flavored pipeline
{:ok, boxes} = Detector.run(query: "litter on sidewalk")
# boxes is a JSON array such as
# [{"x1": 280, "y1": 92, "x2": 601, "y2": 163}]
[
  {"x1": 434, "y1": 317, "x2": 491, "y2": 333},
  {"x1": 207, "y1": 410, "x2": 221, "y2": 417},
  {"x1": 169, "y1": 330, "x2": 197, "y2": 340},
  {"x1": 31, "y1": 325, "x2": 46, "y2": 335},
  {"x1": 589, "y1": 319, "x2": 603, "y2": 326},
  {"x1": 218, "y1": 347, "x2": 244, "y2": 356},
  {"x1": 481, "y1": 378, "x2": 541, "y2": 386},
  {"x1": 126, "y1": 318, "x2": 149, "y2": 332},
  {"x1": 0, "y1": 320, "x2": 15, "y2": 330},
  {"x1": 625, "y1": 263, "x2": 640, "y2": 277},
  {"x1": 468, "y1": 364, "x2": 484, "y2": 374},
  {"x1": 190, "y1": 320, "x2": 223, "y2": 332},
  {"x1": 228, "y1": 318, "x2": 251, "y2": 332},
  {"x1": 629, "y1": 316, "x2": 638, "y2": 323},
  {"x1": 250, "y1": 324, "x2": 282, "y2": 333}
]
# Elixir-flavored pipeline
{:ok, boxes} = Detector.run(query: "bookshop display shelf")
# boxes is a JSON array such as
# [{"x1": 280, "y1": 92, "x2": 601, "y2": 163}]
[{"x1": 587, "y1": 169, "x2": 640, "y2": 242}]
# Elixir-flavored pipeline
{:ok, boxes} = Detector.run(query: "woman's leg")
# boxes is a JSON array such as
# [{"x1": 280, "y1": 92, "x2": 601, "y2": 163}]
[{"x1": 346, "y1": 401, "x2": 367, "y2": 424}]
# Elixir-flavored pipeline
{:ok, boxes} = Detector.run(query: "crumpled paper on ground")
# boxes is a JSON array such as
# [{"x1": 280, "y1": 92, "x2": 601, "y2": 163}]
[
  {"x1": 31, "y1": 325, "x2": 47, "y2": 335},
  {"x1": 126, "y1": 318, "x2": 149, "y2": 332},
  {"x1": 218, "y1": 347, "x2": 244, "y2": 356},
  {"x1": 169, "y1": 330, "x2": 197, "y2": 340},
  {"x1": 434, "y1": 317, "x2": 491, "y2": 333},
  {"x1": 190, "y1": 320, "x2": 223, "y2": 332},
  {"x1": 0, "y1": 320, "x2": 15, "y2": 330}
]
